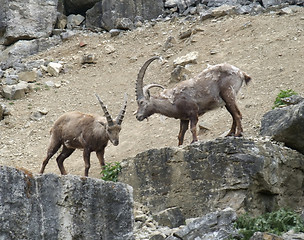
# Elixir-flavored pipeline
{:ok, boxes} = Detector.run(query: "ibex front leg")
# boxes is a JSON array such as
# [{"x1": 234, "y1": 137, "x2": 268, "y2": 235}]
[
  {"x1": 83, "y1": 149, "x2": 92, "y2": 177},
  {"x1": 96, "y1": 149, "x2": 106, "y2": 167}
]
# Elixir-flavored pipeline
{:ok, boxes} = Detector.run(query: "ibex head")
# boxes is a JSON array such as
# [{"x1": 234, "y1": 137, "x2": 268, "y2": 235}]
[
  {"x1": 95, "y1": 94, "x2": 127, "y2": 146},
  {"x1": 135, "y1": 56, "x2": 164, "y2": 121}
]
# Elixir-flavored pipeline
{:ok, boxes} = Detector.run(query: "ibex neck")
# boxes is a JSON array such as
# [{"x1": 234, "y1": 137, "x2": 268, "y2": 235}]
[{"x1": 151, "y1": 97, "x2": 178, "y2": 118}]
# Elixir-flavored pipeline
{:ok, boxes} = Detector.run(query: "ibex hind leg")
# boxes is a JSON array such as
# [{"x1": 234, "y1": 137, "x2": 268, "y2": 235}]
[
  {"x1": 56, "y1": 145, "x2": 75, "y2": 175},
  {"x1": 221, "y1": 91, "x2": 243, "y2": 137},
  {"x1": 40, "y1": 141, "x2": 62, "y2": 174},
  {"x1": 178, "y1": 120, "x2": 189, "y2": 146},
  {"x1": 189, "y1": 116, "x2": 199, "y2": 144}
]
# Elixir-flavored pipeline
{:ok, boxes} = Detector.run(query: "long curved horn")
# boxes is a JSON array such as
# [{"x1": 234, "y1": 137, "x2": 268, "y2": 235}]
[
  {"x1": 95, "y1": 94, "x2": 114, "y2": 126},
  {"x1": 143, "y1": 84, "x2": 165, "y2": 99},
  {"x1": 136, "y1": 56, "x2": 160, "y2": 102},
  {"x1": 116, "y1": 93, "x2": 127, "y2": 125}
]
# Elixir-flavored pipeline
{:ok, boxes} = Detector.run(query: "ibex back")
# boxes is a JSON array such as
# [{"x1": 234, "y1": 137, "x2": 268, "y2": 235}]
[{"x1": 135, "y1": 57, "x2": 251, "y2": 145}]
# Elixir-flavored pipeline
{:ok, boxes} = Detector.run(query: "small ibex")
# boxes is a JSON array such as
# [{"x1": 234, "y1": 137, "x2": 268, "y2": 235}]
[
  {"x1": 135, "y1": 56, "x2": 251, "y2": 145},
  {"x1": 40, "y1": 94, "x2": 127, "y2": 177}
]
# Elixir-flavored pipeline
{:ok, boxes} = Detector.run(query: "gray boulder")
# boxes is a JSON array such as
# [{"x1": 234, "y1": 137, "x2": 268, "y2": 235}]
[
  {"x1": 119, "y1": 137, "x2": 304, "y2": 218},
  {"x1": 165, "y1": 0, "x2": 198, "y2": 13},
  {"x1": 0, "y1": 166, "x2": 134, "y2": 240},
  {"x1": 66, "y1": 14, "x2": 85, "y2": 29},
  {"x1": 173, "y1": 208, "x2": 239, "y2": 240},
  {"x1": 0, "y1": 0, "x2": 58, "y2": 45},
  {"x1": 260, "y1": 98, "x2": 304, "y2": 155},
  {"x1": 0, "y1": 36, "x2": 61, "y2": 70},
  {"x1": 153, "y1": 207, "x2": 185, "y2": 228},
  {"x1": 1, "y1": 81, "x2": 31, "y2": 100},
  {"x1": 86, "y1": 0, "x2": 164, "y2": 31}
]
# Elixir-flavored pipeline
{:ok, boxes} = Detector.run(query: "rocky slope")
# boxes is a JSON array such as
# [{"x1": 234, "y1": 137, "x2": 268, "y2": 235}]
[{"x1": 0, "y1": 8, "x2": 304, "y2": 179}]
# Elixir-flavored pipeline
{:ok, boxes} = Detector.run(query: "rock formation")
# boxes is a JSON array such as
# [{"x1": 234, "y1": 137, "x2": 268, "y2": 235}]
[
  {"x1": 261, "y1": 96, "x2": 304, "y2": 155},
  {"x1": 0, "y1": 166, "x2": 134, "y2": 240},
  {"x1": 119, "y1": 137, "x2": 304, "y2": 218}
]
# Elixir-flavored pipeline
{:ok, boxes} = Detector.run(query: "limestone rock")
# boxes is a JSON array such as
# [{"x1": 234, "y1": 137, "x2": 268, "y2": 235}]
[
  {"x1": 67, "y1": 14, "x2": 85, "y2": 29},
  {"x1": 153, "y1": 207, "x2": 185, "y2": 228},
  {"x1": 0, "y1": 36, "x2": 62, "y2": 70},
  {"x1": 105, "y1": 44, "x2": 116, "y2": 54},
  {"x1": 86, "y1": 0, "x2": 164, "y2": 31},
  {"x1": 47, "y1": 62, "x2": 63, "y2": 77},
  {"x1": 174, "y1": 208, "x2": 239, "y2": 239},
  {"x1": 55, "y1": 13, "x2": 67, "y2": 29},
  {"x1": 0, "y1": 0, "x2": 58, "y2": 45},
  {"x1": 115, "y1": 18, "x2": 134, "y2": 30},
  {"x1": 212, "y1": 4, "x2": 237, "y2": 17},
  {"x1": 260, "y1": 100, "x2": 304, "y2": 155},
  {"x1": 81, "y1": 54, "x2": 97, "y2": 64},
  {"x1": 119, "y1": 137, "x2": 304, "y2": 218},
  {"x1": 1, "y1": 81, "x2": 30, "y2": 100},
  {"x1": 0, "y1": 166, "x2": 134, "y2": 240},
  {"x1": 173, "y1": 52, "x2": 199, "y2": 67}
]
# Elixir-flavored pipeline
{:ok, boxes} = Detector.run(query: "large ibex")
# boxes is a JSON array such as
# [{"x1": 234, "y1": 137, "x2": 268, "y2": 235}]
[
  {"x1": 135, "y1": 56, "x2": 251, "y2": 145},
  {"x1": 40, "y1": 94, "x2": 127, "y2": 177}
]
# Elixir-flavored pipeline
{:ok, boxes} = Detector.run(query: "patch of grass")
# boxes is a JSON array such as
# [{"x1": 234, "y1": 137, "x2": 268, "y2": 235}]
[
  {"x1": 235, "y1": 209, "x2": 304, "y2": 240},
  {"x1": 100, "y1": 162, "x2": 121, "y2": 182},
  {"x1": 273, "y1": 89, "x2": 298, "y2": 109}
]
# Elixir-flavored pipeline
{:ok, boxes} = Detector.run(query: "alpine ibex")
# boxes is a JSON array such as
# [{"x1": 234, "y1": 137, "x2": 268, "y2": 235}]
[
  {"x1": 135, "y1": 56, "x2": 251, "y2": 145},
  {"x1": 40, "y1": 94, "x2": 127, "y2": 177}
]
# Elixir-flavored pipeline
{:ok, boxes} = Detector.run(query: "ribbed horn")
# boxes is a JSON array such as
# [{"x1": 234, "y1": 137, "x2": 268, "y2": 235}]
[
  {"x1": 116, "y1": 93, "x2": 127, "y2": 125},
  {"x1": 136, "y1": 56, "x2": 160, "y2": 102},
  {"x1": 95, "y1": 94, "x2": 114, "y2": 126},
  {"x1": 143, "y1": 84, "x2": 165, "y2": 99}
]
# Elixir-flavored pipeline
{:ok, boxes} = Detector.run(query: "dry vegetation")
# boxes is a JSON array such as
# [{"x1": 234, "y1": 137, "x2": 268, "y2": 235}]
[{"x1": 0, "y1": 9, "x2": 304, "y2": 178}]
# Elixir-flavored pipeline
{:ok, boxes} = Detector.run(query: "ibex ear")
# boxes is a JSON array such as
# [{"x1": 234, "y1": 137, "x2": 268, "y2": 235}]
[{"x1": 144, "y1": 90, "x2": 151, "y2": 100}]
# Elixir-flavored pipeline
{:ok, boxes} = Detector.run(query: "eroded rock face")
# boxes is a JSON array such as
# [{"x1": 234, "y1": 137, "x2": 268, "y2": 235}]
[
  {"x1": 260, "y1": 99, "x2": 304, "y2": 155},
  {"x1": 86, "y1": 0, "x2": 164, "y2": 31},
  {"x1": 0, "y1": 36, "x2": 61, "y2": 69},
  {"x1": 0, "y1": 166, "x2": 134, "y2": 240},
  {"x1": 118, "y1": 137, "x2": 304, "y2": 218},
  {"x1": 0, "y1": 0, "x2": 58, "y2": 46}
]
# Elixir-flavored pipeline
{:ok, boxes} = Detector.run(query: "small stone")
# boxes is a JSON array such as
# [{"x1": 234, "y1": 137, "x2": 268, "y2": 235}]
[
  {"x1": 47, "y1": 62, "x2": 63, "y2": 77},
  {"x1": 109, "y1": 29, "x2": 122, "y2": 37},
  {"x1": 81, "y1": 54, "x2": 97, "y2": 64},
  {"x1": 173, "y1": 52, "x2": 199, "y2": 67},
  {"x1": 105, "y1": 44, "x2": 116, "y2": 54}
]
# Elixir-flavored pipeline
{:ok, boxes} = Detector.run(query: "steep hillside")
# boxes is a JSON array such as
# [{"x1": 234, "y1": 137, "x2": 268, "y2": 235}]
[{"x1": 0, "y1": 9, "x2": 304, "y2": 178}]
